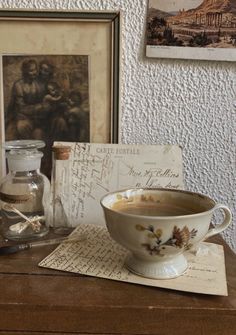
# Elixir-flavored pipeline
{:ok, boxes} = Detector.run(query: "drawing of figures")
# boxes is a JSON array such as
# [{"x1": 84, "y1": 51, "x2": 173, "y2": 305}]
[{"x1": 3, "y1": 55, "x2": 90, "y2": 177}]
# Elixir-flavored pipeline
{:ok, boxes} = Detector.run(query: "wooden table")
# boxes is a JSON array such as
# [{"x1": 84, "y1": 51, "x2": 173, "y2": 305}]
[{"x1": 0, "y1": 234, "x2": 235, "y2": 335}]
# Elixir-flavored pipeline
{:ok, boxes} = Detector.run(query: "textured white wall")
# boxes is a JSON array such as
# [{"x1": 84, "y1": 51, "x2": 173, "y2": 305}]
[{"x1": 0, "y1": 0, "x2": 235, "y2": 251}]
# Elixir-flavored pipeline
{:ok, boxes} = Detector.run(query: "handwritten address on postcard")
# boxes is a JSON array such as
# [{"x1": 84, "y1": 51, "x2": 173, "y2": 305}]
[{"x1": 53, "y1": 143, "x2": 183, "y2": 226}]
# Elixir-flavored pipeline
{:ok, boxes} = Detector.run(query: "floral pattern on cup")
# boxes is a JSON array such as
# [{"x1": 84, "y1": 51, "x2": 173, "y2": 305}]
[{"x1": 136, "y1": 224, "x2": 198, "y2": 256}]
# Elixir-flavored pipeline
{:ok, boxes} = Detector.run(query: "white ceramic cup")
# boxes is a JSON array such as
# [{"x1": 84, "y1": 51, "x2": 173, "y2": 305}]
[{"x1": 100, "y1": 188, "x2": 232, "y2": 279}]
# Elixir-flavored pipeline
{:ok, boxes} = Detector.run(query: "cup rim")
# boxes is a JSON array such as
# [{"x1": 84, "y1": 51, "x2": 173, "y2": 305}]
[{"x1": 100, "y1": 187, "x2": 216, "y2": 219}]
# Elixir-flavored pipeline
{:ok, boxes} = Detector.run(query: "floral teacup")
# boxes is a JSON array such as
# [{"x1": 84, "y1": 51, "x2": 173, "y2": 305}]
[{"x1": 100, "y1": 188, "x2": 232, "y2": 279}]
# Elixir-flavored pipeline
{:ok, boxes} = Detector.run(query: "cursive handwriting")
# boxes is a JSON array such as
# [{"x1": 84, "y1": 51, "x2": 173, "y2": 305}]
[{"x1": 53, "y1": 143, "x2": 183, "y2": 226}]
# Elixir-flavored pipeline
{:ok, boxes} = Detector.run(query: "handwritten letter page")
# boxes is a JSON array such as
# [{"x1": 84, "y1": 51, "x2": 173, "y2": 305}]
[
  {"x1": 39, "y1": 224, "x2": 228, "y2": 296},
  {"x1": 53, "y1": 143, "x2": 184, "y2": 226}
]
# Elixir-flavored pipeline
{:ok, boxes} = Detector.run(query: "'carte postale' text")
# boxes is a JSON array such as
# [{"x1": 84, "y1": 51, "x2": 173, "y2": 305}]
[{"x1": 96, "y1": 147, "x2": 140, "y2": 155}]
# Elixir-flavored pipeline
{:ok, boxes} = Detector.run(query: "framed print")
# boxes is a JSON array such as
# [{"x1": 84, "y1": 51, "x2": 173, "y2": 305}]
[
  {"x1": 0, "y1": 9, "x2": 120, "y2": 178},
  {"x1": 146, "y1": 0, "x2": 236, "y2": 61}
]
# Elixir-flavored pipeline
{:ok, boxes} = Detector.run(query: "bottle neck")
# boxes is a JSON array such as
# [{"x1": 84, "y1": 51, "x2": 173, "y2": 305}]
[
  {"x1": 6, "y1": 149, "x2": 43, "y2": 172},
  {"x1": 9, "y1": 169, "x2": 40, "y2": 177},
  {"x1": 7, "y1": 157, "x2": 41, "y2": 172}
]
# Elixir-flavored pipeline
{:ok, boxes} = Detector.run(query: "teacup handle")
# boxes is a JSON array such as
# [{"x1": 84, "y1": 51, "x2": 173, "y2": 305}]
[{"x1": 205, "y1": 204, "x2": 232, "y2": 240}]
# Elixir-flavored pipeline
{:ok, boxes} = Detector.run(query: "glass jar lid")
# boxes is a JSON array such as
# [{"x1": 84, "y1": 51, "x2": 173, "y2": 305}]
[
  {"x1": 3, "y1": 140, "x2": 45, "y2": 151},
  {"x1": 3, "y1": 140, "x2": 45, "y2": 171}
]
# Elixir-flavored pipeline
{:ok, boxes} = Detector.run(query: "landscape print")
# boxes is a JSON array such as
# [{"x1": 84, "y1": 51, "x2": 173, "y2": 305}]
[{"x1": 146, "y1": 0, "x2": 236, "y2": 60}]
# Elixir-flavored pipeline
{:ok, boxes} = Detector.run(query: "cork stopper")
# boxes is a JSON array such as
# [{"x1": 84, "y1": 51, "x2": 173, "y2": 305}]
[{"x1": 52, "y1": 145, "x2": 71, "y2": 160}]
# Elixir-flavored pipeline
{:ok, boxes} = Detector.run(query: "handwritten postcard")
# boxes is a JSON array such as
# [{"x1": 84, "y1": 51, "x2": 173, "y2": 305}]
[
  {"x1": 39, "y1": 224, "x2": 228, "y2": 296},
  {"x1": 52, "y1": 143, "x2": 183, "y2": 226}
]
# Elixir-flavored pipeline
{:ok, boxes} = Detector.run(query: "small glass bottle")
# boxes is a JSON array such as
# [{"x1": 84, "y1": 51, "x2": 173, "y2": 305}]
[
  {"x1": 0, "y1": 140, "x2": 50, "y2": 241},
  {"x1": 51, "y1": 145, "x2": 73, "y2": 235}
]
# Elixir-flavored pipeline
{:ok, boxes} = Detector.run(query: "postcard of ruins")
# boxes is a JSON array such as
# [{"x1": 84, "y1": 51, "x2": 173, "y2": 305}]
[{"x1": 146, "y1": 0, "x2": 236, "y2": 61}]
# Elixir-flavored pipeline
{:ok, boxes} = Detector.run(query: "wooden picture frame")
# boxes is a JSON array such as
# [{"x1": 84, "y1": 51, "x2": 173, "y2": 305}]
[{"x1": 0, "y1": 9, "x2": 120, "y2": 178}]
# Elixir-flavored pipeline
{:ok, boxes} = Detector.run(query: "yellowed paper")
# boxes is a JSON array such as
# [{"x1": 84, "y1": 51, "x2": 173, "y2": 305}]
[
  {"x1": 53, "y1": 142, "x2": 184, "y2": 227},
  {"x1": 39, "y1": 224, "x2": 228, "y2": 296},
  {"x1": 0, "y1": 18, "x2": 113, "y2": 178},
  {"x1": 146, "y1": 0, "x2": 236, "y2": 62}
]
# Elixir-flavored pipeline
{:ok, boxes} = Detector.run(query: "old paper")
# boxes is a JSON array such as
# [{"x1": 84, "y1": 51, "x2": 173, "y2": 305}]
[
  {"x1": 53, "y1": 143, "x2": 183, "y2": 226},
  {"x1": 0, "y1": 17, "x2": 115, "y2": 179},
  {"x1": 146, "y1": 0, "x2": 236, "y2": 62},
  {"x1": 39, "y1": 224, "x2": 228, "y2": 296}
]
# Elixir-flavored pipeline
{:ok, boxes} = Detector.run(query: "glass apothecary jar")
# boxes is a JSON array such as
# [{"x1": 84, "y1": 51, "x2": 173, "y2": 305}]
[{"x1": 0, "y1": 140, "x2": 50, "y2": 241}]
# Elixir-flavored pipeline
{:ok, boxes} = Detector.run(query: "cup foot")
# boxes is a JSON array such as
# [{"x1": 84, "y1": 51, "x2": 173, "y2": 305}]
[{"x1": 125, "y1": 253, "x2": 188, "y2": 279}]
